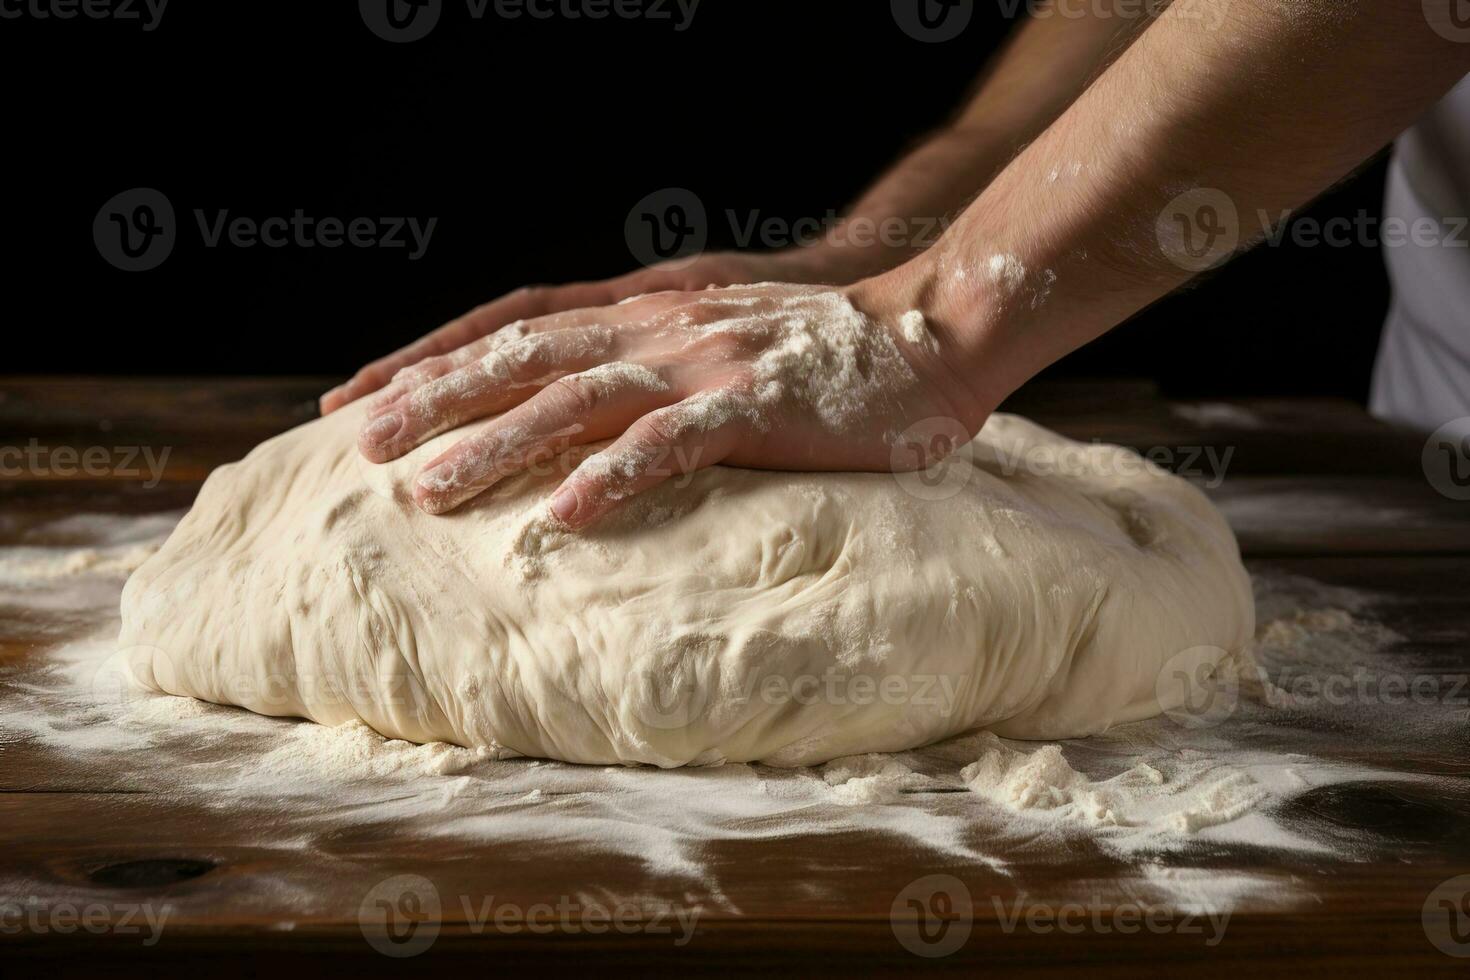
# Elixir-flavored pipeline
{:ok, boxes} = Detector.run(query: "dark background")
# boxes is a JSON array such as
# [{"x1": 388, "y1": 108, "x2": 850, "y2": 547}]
[{"x1": 2, "y1": 0, "x2": 1394, "y2": 401}]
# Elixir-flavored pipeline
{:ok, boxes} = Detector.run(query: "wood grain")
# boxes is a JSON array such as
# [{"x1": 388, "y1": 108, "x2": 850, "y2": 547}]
[{"x1": 1, "y1": 377, "x2": 1467, "y2": 975}]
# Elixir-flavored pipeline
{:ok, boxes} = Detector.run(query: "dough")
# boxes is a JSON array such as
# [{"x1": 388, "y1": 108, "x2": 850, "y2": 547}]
[{"x1": 117, "y1": 407, "x2": 1253, "y2": 767}]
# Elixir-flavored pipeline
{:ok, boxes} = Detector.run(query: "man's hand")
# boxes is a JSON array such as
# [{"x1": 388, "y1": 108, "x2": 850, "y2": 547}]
[
  {"x1": 323, "y1": 3, "x2": 1157, "y2": 420},
  {"x1": 354, "y1": 281, "x2": 987, "y2": 528},
  {"x1": 320, "y1": 250, "x2": 847, "y2": 416},
  {"x1": 321, "y1": 2, "x2": 1150, "y2": 419}
]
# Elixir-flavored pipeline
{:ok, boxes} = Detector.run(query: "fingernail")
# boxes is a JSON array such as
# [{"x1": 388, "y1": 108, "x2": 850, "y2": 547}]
[
  {"x1": 362, "y1": 413, "x2": 404, "y2": 448},
  {"x1": 418, "y1": 494, "x2": 452, "y2": 516},
  {"x1": 550, "y1": 487, "x2": 578, "y2": 523},
  {"x1": 418, "y1": 462, "x2": 457, "y2": 494}
]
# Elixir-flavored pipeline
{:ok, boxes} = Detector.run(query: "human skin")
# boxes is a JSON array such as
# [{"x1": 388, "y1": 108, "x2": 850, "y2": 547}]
[
  {"x1": 334, "y1": 0, "x2": 1470, "y2": 528},
  {"x1": 319, "y1": 5, "x2": 1141, "y2": 416}
]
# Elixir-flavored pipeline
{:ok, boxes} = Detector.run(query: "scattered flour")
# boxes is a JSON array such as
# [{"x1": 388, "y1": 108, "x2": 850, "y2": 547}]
[
  {"x1": 662, "y1": 286, "x2": 920, "y2": 435},
  {"x1": 0, "y1": 542, "x2": 159, "y2": 583},
  {"x1": 821, "y1": 753, "x2": 931, "y2": 804},
  {"x1": 1171, "y1": 402, "x2": 1266, "y2": 429},
  {"x1": 2, "y1": 513, "x2": 1457, "y2": 918},
  {"x1": 897, "y1": 309, "x2": 937, "y2": 352},
  {"x1": 254, "y1": 718, "x2": 503, "y2": 779},
  {"x1": 376, "y1": 286, "x2": 926, "y2": 508},
  {"x1": 567, "y1": 442, "x2": 656, "y2": 501},
  {"x1": 575, "y1": 361, "x2": 670, "y2": 394},
  {"x1": 953, "y1": 733, "x2": 1265, "y2": 839},
  {"x1": 987, "y1": 253, "x2": 1028, "y2": 293},
  {"x1": 950, "y1": 253, "x2": 1055, "y2": 312}
]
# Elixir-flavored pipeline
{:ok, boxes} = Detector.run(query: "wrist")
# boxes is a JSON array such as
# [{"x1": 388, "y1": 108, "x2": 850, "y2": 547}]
[
  {"x1": 846, "y1": 254, "x2": 1006, "y2": 436},
  {"x1": 771, "y1": 232, "x2": 925, "y2": 286}
]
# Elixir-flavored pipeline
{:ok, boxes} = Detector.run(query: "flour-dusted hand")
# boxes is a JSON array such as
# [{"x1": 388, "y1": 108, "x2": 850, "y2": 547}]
[
  {"x1": 319, "y1": 251, "x2": 847, "y2": 416},
  {"x1": 354, "y1": 281, "x2": 989, "y2": 527}
]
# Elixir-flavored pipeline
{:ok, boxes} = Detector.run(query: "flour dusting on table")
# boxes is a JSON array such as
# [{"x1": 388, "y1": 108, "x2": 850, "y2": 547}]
[{"x1": 2, "y1": 511, "x2": 1458, "y2": 917}]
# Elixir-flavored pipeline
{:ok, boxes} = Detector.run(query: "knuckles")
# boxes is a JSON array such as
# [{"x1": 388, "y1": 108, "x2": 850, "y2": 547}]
[
  {"x1": 632, "y1": 408, "x2": 687, "y2": 449},
  {"x1": 545, "y1": 374, "x2": 600, "y2": 417}
]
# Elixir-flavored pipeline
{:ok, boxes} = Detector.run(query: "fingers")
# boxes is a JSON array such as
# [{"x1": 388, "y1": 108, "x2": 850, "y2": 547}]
[
  {"x1": 363, "y1": 296, "x2": 657, "y2": 419},
  {"x1": 361, "y1": 319, "x2": 535, "y2": 417},
  {"x1": 320, "y1": 329, "x2": 470, "y2": 416},
  {"x1": 412, "y1": 363, "x2": 677, "y2": 515},
  {"x1": 320, "y1": 282, "x2": 620, "y2": 415},
  {"x1": 547, "y1": 389, "x2": 750, "y2": 530},
  {"x1": 358, "y1": 324, "x2": 623, "y2": 463}
]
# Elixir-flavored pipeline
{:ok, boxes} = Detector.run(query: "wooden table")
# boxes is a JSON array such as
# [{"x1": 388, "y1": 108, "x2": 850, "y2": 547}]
[{"x1": 2, "y1": 377, "x2": 1468, "y2": 976}]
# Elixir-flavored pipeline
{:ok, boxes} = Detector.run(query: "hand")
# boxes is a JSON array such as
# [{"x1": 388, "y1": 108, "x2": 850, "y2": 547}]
[
  {"x1": 320, "y1": 249, "x2": 855, "y2": 416},
  {"x1": 354, "y1": 279, "x2": 989, "y2": 528}
]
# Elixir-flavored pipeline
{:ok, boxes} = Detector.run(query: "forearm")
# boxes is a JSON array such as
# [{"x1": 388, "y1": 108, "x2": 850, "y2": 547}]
[
  {"x1": 792, "y1": 4, "x2": 1154, "y2": 281},
  {"x1": 886, "y1": 0, "x2": 1470, "y2": 414}
]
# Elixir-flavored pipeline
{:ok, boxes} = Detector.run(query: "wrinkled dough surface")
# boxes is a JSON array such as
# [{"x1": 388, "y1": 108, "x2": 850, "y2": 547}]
[{"x1": 119, "y1": 408, "x2": 1254, "y2": 767}]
